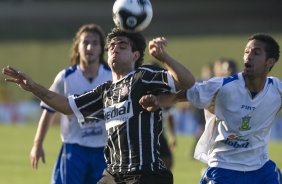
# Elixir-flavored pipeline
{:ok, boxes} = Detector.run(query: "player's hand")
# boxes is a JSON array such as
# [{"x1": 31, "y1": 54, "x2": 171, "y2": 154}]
[
  {"x1": 30, "y1": 144, "x2": 46, "y2": 169},
  {"x1": 2, "y1": 66, "x2": 35, "y2": 92},
  {"x1": 139, "y1": 94, "x2": 160, "y2": 112},
  {"x1": 148, "y1": 37, "x2": 168, "y2": 61}
]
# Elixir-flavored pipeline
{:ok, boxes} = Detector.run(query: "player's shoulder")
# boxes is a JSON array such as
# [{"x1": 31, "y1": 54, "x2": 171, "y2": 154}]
[
  {"x1": 98, "y1": 63, "x2": 112, "y2": 81},
  {"x1": 64, "y1": 64, "x2": 78, "y2": 78},
  {"x1": 100, "y1": 63, "x2": 112, "y2": 75},
  {"x1": 267, "y1": 76, "x2": 282, "y2": 92},
  {"x1": 194, "y1": 74, "x2": 238, "y2": 93},
  {"x1": 101, "y1": 62, "x2": 111, "y2": 72},
  {"x1": 268, "y1": 76, "x2": 281, "y2": 84},
  {"x1": 98, "y1": 80, "x2": 112, "y2": 91},
  {"x1": 52, "y1": 65, "x2": 77, "y2": 83},
  {"x1": 137, "y1": 64, "x2": 166, "y2": 72},
  {"x1": 222, "y1": 73, "x2": 240, "y2": 86}
]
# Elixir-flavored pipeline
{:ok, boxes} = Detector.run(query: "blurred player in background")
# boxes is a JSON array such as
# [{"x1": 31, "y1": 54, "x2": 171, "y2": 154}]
[
  {"x1": 29, "y1": 24, "x2": 111, "y2": 184},
  {"x1": 140, "y1": 33, "x2": 282, "y2": 184},
  {"x1": 213, "y1": 57, "x2": 238, "y2": 77}
]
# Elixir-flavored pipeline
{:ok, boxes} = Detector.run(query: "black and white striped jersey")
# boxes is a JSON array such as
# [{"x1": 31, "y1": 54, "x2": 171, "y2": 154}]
[{"x1": 68, "y1": 65, "x2": 176, "y2": 173}]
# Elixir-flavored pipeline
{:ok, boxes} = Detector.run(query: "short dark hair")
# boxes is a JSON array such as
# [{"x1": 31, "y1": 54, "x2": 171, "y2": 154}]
[
  {"x1": 105, "y1": 27, "x2": 146, "y2": 69},
  {"x1": 248, "y1": 33, "x2": 280, "y2": 62}
]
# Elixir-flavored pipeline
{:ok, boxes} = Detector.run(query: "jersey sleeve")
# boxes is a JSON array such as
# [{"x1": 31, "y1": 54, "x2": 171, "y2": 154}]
[
  {"x1": 138, "y1": 65, "x2": 176, "y2": 95},
  {"x1": 40, "y1": 70, "x2": 65, "y2": 112},
  {"x1": 68, "y1": 82, "x2": 108, "y2": 124},
  {"x1": 279, "y1": 79, "x2": 282, "y2": 104},
  {"x1": 185, "y1": 77, "x2": 223, "y2": 109},
  {"x1": 271, "y1": 76, "x2": 282, "y2": 108}
]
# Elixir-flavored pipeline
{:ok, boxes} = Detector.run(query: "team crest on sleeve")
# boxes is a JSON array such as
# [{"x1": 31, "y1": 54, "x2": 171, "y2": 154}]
[{"x1": 239, "y1": 116, "x2": 251, "y2": 131}]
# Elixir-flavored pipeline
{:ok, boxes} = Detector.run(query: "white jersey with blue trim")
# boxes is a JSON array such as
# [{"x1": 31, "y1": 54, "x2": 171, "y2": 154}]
[
  {"x1": 186, "y1": 72, "x2": 282, "y2": 171},
  {"x1": 41, "y1": 64, "x2": 112, "y2": 147}
]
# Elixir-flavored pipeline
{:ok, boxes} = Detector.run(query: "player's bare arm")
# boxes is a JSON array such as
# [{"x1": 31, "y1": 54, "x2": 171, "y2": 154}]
[
  {"x1": 2, "y1": 66, "x2": 73, "y2": 115},
  {"x1": 148, "y1": 37, "x2": 195, "y2": 91},
  {"x1": 139, "y1": 90, "x2": 187, "y2": 111},
  {"x1": 30, "y1": 110, "x2": 57, "y2": 169}
]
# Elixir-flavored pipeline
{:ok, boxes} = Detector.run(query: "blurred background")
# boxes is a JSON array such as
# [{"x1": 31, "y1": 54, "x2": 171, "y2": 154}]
[
  {"x1": 0, "y1": 0, "x2": 282, "y2": 183},
  {"x1": 1, "y1": 0, "x2": 282, "y2": 38}
]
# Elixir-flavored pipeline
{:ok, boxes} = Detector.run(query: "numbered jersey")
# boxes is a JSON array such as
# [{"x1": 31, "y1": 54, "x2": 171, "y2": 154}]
[
  {"x1": 186, "y1": 73, "x2": 282, "y2": 171},
  {"x1": 69, "y1": 65, "x2": 176, "y2": 173},
  {"x1": 41, "y1": 64, "x2": 112, "y2": 147}
]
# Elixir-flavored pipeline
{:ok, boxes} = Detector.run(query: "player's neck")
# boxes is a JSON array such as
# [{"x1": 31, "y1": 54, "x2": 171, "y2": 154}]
[
  {"x1": 244, "y1": 75, "x2": 266, "y2": 93},
  {"x1": 112, "y1": 72, "x2": 128, "y2": 82},
  {"x1": 112, "y1": 65, "x2": 135, "y2": 82},
  {"x1": 80, "y1": 61, "x2": 100, "y2": 79}
]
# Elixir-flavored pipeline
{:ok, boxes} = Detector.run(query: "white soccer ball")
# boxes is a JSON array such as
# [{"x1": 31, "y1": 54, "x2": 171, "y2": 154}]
[{"x1": 112, "y1": 0, "x2": 153, "y2": 32}]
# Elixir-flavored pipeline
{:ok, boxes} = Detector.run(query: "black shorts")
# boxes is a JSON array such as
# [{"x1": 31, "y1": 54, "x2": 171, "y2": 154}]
[{"x1": 98, "y1": 169, "x2": 173, "y2": 184}]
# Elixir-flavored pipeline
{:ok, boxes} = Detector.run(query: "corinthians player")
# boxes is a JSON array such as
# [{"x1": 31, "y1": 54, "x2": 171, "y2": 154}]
[{"x1": 3, "y1": 27, "x2": 195, "y2": 184}]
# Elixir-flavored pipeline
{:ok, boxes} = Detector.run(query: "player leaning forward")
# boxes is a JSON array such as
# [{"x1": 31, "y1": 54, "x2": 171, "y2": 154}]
[
  {"x1": 140, "y1": 33, "x2": 282, "y2": 183},
  {"x1": 2, "y1": 28, "x2": 195, "y2": 183}
]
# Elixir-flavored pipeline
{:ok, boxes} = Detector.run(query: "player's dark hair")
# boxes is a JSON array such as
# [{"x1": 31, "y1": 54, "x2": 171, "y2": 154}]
[
  {"x1": 70, "y1": 23, "x2": 106, "y2": 65},
  {"x1": 248, "y1": 33, "x2": 280, "y2": 62},
  {"x1": 105, "y1": 27, "x2": 146, "y2": 69}
]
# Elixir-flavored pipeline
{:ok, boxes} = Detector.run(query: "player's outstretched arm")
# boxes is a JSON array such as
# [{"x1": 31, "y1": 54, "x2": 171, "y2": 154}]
[
  {"x1": 148, "y1": 37, "x2": 195, "y2": 91},
  {"x1": 139, "y1": 90, "x2": 187, "y2": 111},
  {"x1": 2, "y1": 66, "x2": 73, "y2": 115}
]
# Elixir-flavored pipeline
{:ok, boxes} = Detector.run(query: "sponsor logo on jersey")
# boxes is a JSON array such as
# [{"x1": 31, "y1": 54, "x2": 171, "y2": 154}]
[
  {"x1": 241, "y1": 105, "x2": 256, "y2": 111},
  {"x1": 223, "y1": 134, "x2": 250, "y2": 148},
  {"x1": 82, "y1": 126, "x2": 103, "y2": 137},
  {"x1": 227, "y1": 133, "x2": 239, "y2": 139},
  {"x1": 239, "y1": 116, "x2": 251, "y2": 131},
  {"x1": 80, "y1": 118, "x2": 101, "y2": 127},
  {"x1": 104, "y1": 100, "x2": 133, "y2": 130},
  {"x1": 223, "y1": 138, "x2": 250, "y2": 148}
]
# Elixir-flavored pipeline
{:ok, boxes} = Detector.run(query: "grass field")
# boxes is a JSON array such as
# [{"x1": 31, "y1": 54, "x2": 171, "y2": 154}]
[{"x1": 0, "y1": 124, "x2": 281, "y2": 184}]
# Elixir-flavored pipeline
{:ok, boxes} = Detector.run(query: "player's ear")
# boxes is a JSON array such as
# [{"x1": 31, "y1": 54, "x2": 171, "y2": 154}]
[
  {"x1": 266, "y1": 58, "x2": 276, "y2": 71},
  {"x1": 133, "y1": 51, "x2": 140, "y2": 63}
]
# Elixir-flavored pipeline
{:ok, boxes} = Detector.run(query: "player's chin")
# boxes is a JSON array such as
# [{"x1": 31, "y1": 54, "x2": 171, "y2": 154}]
[
  {"x1": 243, "y1": 69, "x2": 254, "y2": 78},
  {"x1": 111, "y1": 62, "x2": 119, "y2": 70},
  {"x1": 85, "y1": 55, "x2": 95, "y2": 62},
  {"x1": 85, "y1": 60, "x2": 95, "y2": 65}
]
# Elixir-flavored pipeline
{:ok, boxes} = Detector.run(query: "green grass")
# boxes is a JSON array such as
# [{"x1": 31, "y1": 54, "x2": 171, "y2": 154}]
[
  {"x1": 1, "y1": 33, "x2": 282, "y2": 101},
  {"x1": 0, "y1": 124, "x2": 61, "y2": 184},
  {"x1": 0, "y1": 124, "x2": 281, "y2": 184}
]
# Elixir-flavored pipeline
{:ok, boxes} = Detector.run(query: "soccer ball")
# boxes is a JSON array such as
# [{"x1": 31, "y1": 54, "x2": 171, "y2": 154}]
[{"x1": 112, "y1": 0, "x2": 153, "y2": 32}]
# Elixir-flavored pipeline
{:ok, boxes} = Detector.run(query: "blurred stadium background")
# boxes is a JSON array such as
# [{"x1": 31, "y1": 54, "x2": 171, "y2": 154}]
[
  {"x1": 1, "y1": 0, "x2": 282, "y2": 39},
  {"x1": 0, "y1": 0, "x2": 282, "y2": 183}
]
